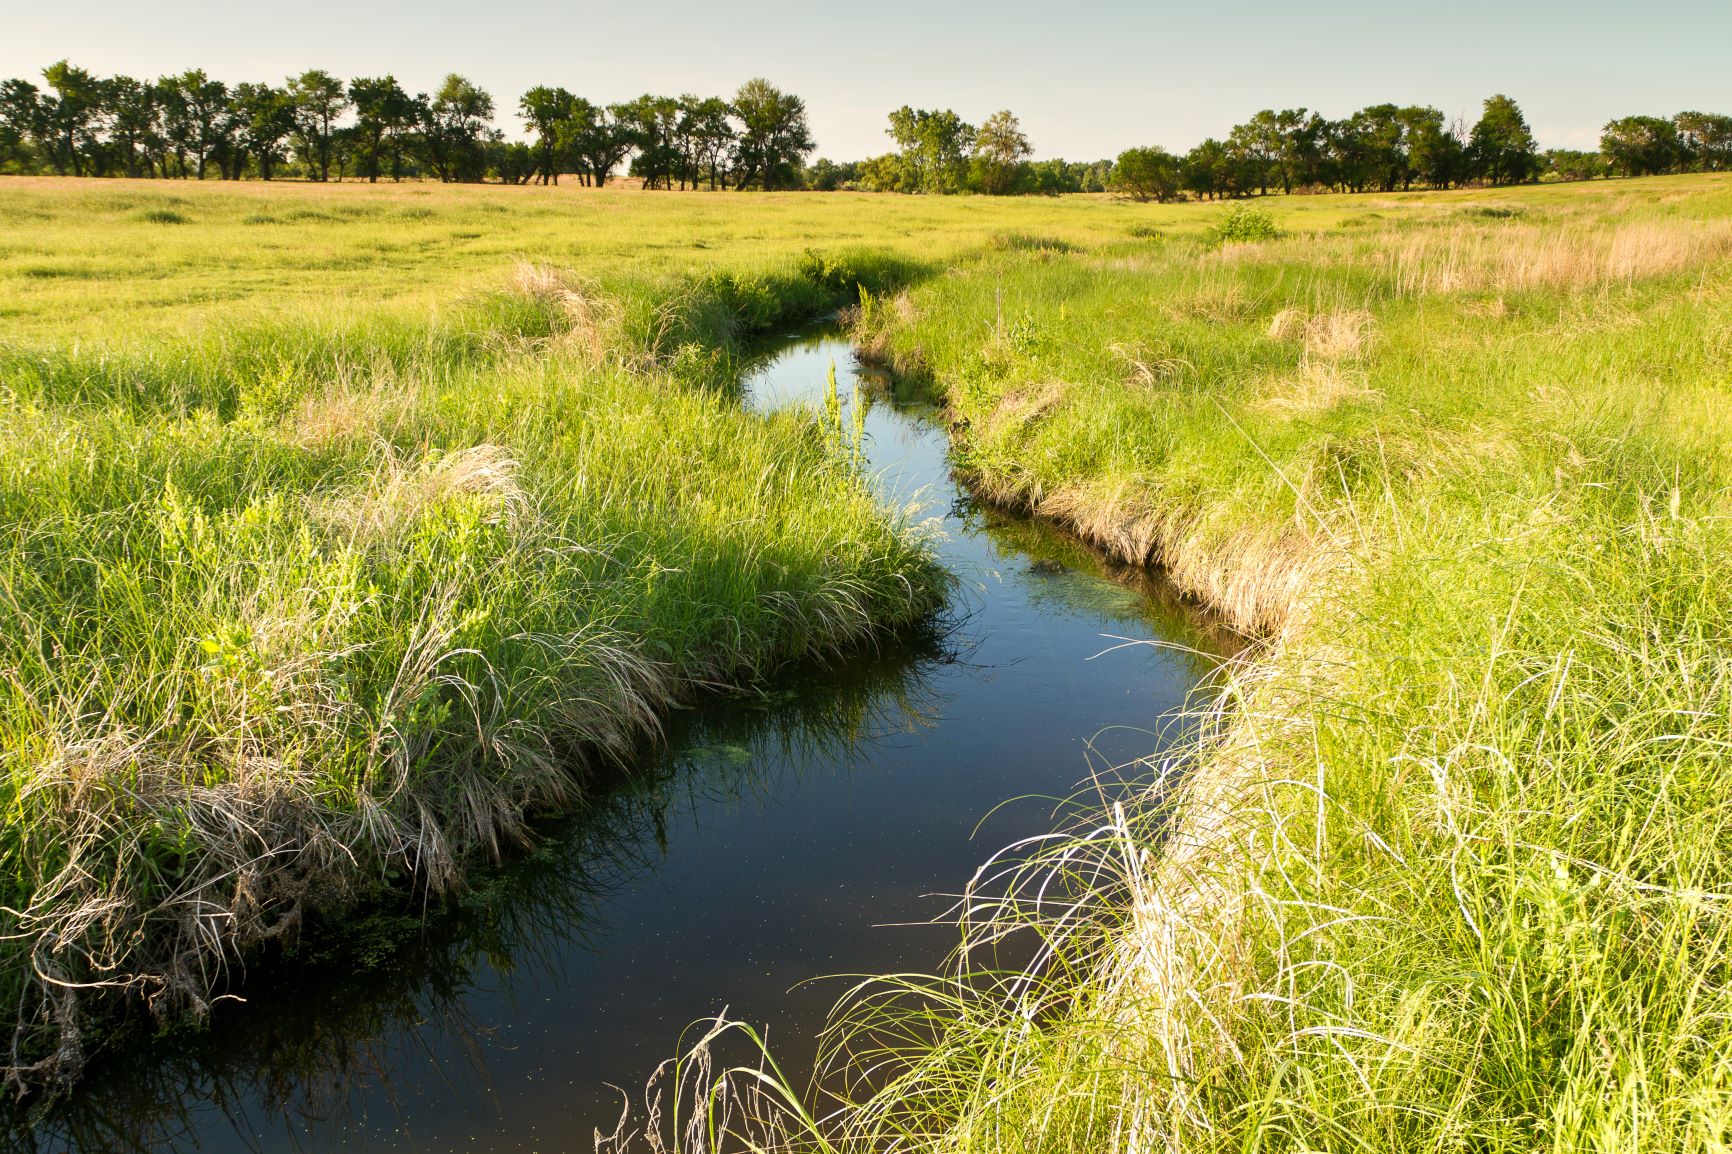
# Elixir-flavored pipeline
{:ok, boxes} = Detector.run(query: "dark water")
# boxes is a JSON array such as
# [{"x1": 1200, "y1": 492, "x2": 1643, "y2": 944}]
[{"x1": 19, "y1": 334, "x2": 1229, "y2": 1153}]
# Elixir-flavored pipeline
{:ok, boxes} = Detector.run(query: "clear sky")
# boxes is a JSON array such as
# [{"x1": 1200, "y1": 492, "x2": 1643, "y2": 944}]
[{"x1": 4, "y1": 0, "x2": 1728, "y2": 159}]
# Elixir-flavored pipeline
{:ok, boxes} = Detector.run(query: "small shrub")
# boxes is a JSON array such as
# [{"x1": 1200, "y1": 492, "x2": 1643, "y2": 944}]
[
  {"x1": 1212, "y1": 204, "x2": 1280, "y2": 244},
  {"x1": 1126, "y1": 223, "x2": 1164, "y2": 240},
  {"x1": 133, "y1": 209, "x2": 190, "y2": 225},
  {"x1": 701, "y1": 270, "x2": 781, "y2": 331}
]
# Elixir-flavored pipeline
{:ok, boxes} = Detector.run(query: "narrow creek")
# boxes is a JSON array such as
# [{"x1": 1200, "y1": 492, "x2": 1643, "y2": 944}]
[{"x1": 20, "y1": 331, "x2": 1229, "y2": 1153}]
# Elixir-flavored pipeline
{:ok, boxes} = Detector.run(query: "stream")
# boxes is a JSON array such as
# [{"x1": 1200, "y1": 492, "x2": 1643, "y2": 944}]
[{"x1": 20, "y1": 330, "x2": 1228, "y2": 1153}]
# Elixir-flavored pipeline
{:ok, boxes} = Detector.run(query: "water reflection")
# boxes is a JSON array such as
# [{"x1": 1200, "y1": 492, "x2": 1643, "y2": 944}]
[{"x1": 17, "y1": 643, "x2": 950, "y2": 1154}]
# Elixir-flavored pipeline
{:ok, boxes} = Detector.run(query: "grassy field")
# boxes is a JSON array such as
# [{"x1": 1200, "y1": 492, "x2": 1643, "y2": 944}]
[
  {"x1": 8, "y1": 171, "x2": 1732, "y2": 1151},
  {"x1": 619, "y1": 174, "x2": 1732, "y2": 1154},
  {"x1": 0, "y1": 177, "x2": 1169, "y2": 342}
]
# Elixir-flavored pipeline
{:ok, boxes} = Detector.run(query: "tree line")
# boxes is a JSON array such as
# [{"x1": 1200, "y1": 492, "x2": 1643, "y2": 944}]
[
  {"x1": 0, "y1": 62, "x2": 815, "y2": 188},
  {"x1": 1105, "y1": 97, "x2": 1732, "y2": 203},
  {"x1": 3, "y1": 63, "x2": 1727, "y2": 198},
  {"x1": 802, "y1": 108, "x2": 1112, "y2": 195}
]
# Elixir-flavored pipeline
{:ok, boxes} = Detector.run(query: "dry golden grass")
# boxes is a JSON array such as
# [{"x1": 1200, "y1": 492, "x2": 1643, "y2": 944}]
[
  {"x1": 1392, "y1": 217, "x2": 1732, "y2": 294},
  {"x1": 315, "y1": 443, "x2": 528, "y2": 544}
]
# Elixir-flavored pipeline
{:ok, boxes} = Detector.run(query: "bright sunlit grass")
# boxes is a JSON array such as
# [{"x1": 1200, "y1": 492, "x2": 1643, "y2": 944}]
[
  {"x1": 609, "y1": 172, "x2": 1732, "y2": 1154},
  {"x1": 0, "y1": 183, "x2": 957, "y2": 1089},
  {"x1": 6, "y1": 171, "x2": 1732, "y2": 1148}
]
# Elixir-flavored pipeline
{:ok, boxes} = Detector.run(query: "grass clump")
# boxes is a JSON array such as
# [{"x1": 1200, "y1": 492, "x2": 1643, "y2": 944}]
[{"x1": 130, "y1": 208, "x2": 190, "y2": 225}]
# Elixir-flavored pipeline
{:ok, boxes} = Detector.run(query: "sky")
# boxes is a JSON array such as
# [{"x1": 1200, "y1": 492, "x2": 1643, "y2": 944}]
[{"x1": 4, "y1": 0, "x2": 1728, "y2": 159}]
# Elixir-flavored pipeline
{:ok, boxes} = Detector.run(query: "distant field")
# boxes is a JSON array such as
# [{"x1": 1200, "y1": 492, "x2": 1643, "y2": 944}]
[
  {"x1": 2, "y1": 174, "x2": 1690, "y2": 341},
  {"x1": 0, "y1": 178, "x2": 1128, "y2": 339}
]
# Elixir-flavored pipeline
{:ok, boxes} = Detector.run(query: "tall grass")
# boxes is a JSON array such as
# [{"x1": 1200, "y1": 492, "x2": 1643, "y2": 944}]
[
  {"x1": 620, "y1": 173, "x2": 1732, "y2": 1152},
  {"x1": 0, "y1": 248, "x2": 946, "y2": 1089}
]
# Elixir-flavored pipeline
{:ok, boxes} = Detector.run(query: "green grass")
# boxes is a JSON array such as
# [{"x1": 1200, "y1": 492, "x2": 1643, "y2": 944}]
[
  {"x1": 9, "y1": 172, "x2": 1732, "y2": 1149},
  {"x1": 0, "y1": 185, "x2": 964, "y2": 1089},
  {"x1": 0, "y1": 176, "x2": 1185, "y2": 343},
  {"x1": 615, "y1": 173, "x2": 1732, "y2": 1153}
]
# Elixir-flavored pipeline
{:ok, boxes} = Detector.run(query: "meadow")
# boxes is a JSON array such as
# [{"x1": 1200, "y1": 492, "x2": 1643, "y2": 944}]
[
  {"x1": 0, "y1": 176, "x2": 1166, "y2": 341},
  {"x1": 6, "y1": 171, "x2": 1732, "y2": 1154}
]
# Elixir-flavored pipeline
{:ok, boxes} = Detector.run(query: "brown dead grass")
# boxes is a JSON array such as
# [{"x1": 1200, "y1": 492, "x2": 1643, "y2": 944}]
[
  {"x1": 1392, "y1": 218, "x2": 1732, "y2": 295},
  {"x1": 508, "y1": 260, "x2": 621, "y2": 362},
  {"x1": 971, "y1": 472, "x2": 1332, "y2": 640},
  {"x1": 316, "y1": 443, "x2": 528, "y2": 544}
]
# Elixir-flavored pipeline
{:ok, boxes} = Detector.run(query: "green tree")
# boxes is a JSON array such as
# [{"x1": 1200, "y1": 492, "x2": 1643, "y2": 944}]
[
  {"x1": 1403, "y1": 107, "x2": 1468, "y2": 188},
  {"x1": 1470, "y1": 94, "x2": 1539, "y2": 185},
  {"x1": 1110, "y1": 146, "x2": 1182, "y2": 202},
  {"x1": 1674, "y1": 111, "x2": 1732, "y2": 172},
  {"x1": 1027, "y1": 158, "x2": 1084, "y2": 195},
  {"x1": 1183, "y1": 138, "x2": 1233, "y2": 199},
  {"x1": 0, "y1": 79, "x2": 43, "y2": 171},
  {"x1": 972, "y1": 109, "x2": 1032, "y2": 195},
  {"x1": 420, "y1": 74, "x2": 495, "y2": 182},
  {"x1": 805, "y1": 157, "x2": 850, "y2": 191},
  {"x1": 518, "y1": 85, "x2": 578, "y2": 184},
  {"x1": 491, "y1": 139, "x2": 535, "y2": 184},
  {"x1": 730, "y1": 78, "x2": 813, "y2": 191},
  {"x1": 854, "y1": 152, "x2": 904, "y2": 192},
  {"x1": 1541, "y1": 148, "x2": 1607, "y2": 182},
  {"x1": 288, "y1": 69, "x2": 349, "y2": 181},
  {"x1": 1264, "y1": 109, "x2": 1325, "y2": 193},
  {"x1": 886, "y1": 105, "x2": 973, "y2": 194},
  {"x1": 162, "y1": 70, "x2": 230, "y2": 179},
  {"x1": 879, "y1": 105, "x2": 976, "y2": 193},
  {"x1": 679, "y1": 96, "x2": 734, "y2": 190},
  {"x1": 1600, "y1": 115, "x2": 1683, "y2": 176},
  {"x1": 40, "y1": 60, "x2": 105, "y2": 176},
  {"x1": 620, "y1": 93, "x2": 681, "y2": 189},
  {"x1": 1348, "y1": 103, "x2": 1410, "y2": 191},
  {"x1": 350, "y1": 75, "x2": 414, "y2": 182},
  {"x1": 1228, "y1": 109, "x2": 1286, "y2": 195},
  {"x1": 233, "y1": 82, "x2": 295, "y2": 180},
  {"x1": 104, "y1": 76, "x2": 161, "y2": 178},
  {"x1": 185, "y1": 71, "x2": 233, "y2": 177},
  {"x1": 558, "y1": 102, "x2": 629, "y2": 187}
]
